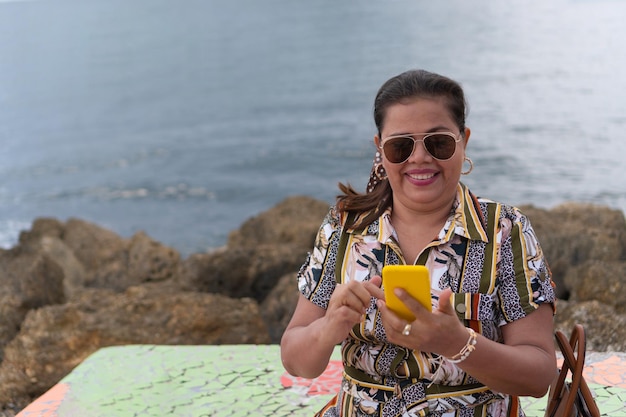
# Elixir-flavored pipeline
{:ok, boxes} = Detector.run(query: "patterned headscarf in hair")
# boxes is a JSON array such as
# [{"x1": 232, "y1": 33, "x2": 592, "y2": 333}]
[{"x1": 365, "y1": 150, "x2": 386, "y2": 193}]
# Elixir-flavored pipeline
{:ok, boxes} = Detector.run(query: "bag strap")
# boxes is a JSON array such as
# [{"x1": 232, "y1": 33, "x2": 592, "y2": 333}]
[
  {"x1": 545, "y1": 324, "x2": 601, "y2": 417},
  {"x1": 552, "y1": 325, "x2": 586, "y2": 416},
  {"x1": 559, "y1": 325, "x2": 601, "y2": 417}
]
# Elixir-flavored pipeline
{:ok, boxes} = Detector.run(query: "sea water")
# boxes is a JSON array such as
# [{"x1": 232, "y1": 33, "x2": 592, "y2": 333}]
[{"x1": 1, "y1": 0, "x2": 625, "y2": 256}]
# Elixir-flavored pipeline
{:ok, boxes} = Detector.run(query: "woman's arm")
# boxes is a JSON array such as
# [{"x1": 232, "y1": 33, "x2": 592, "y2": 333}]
[
  {"x1": 280, "y1": 295, "x2": 334, "y2": 379},
  {"x1": 458, "y1": 302, "x2": 556, "y2": 397},
  {"x1": 281, "y1": 278, "x2": 381, "y2": 379},
  {"x1": 377, "y1": 287, "x2": 556, "y2": 397}
]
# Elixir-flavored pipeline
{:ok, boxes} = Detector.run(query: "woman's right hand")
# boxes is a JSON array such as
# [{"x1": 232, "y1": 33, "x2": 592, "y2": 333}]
[
  {"x1": 323, "y1": 277, "x2": 382, "y2": 344},
  {"x1": 281, "y1": 276, "x2": 382, "y2": 378}
]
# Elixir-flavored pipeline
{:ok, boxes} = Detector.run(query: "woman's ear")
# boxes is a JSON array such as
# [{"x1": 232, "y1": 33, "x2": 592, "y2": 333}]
[
  {"x1": 463, "y1": 128, "x2": 471, "y2": 145},
  {"x1": 374, "y1": 134, "x2": 381, "y2": 148}
]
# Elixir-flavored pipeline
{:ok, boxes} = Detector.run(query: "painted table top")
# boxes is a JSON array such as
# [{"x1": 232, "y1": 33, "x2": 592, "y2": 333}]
[{"x1": 16, "y1": 345, "x2": 626, "y2": 416}]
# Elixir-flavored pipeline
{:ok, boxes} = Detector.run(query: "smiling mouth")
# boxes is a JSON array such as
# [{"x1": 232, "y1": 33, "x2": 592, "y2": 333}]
[{"x1": 407, "y1": 173, "x2": 436, "y2": 181}]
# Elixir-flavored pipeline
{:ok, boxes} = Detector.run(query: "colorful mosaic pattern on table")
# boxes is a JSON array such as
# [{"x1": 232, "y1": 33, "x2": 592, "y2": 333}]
[{"x1": 16, "y1": 345, "x2": 626, "y2": 417}]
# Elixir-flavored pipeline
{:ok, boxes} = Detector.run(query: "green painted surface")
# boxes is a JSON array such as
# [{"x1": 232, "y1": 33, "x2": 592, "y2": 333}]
[
  {"x1": 58, "y1": 345, "x2": 337, "y2": 417},
  {"x1": 17, "y1": 345, "x2": 626, "y2": 416}
]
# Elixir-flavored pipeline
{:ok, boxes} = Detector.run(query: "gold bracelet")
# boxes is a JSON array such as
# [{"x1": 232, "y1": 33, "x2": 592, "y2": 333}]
[{"x1": 446, "y1": 328, "x2": 477, "y2": 363}]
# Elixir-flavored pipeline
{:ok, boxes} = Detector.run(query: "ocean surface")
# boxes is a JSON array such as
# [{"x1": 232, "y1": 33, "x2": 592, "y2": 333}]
[{"x1": 1, "y1": 0, "x2": 625, "y2": 257}]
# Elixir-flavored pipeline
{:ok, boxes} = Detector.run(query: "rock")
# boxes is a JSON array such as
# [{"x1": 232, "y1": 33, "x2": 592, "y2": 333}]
[
  {"x1": 568, "y1": 260, "x2": 626, "y2": 313},
  {"x1": 0, "y1": 249, "x2": 65, "y2": 361},
  {"x1": 127, "y1": 231, "x2": 181, "y2": 284},
  {"x1": 179, "y1": 247, "x2": 256, "y2": 296},
  {"x1": 0, "y1": 286, "x2": 269, "y2": 408},
  {"x1": 520, "y1": 203, "x2": 626, "y2": 299},
  {"x1": 554, "y1": 299, "x2": 626, "y2": 352},
  {"x1": 0, "y1": 248, "x2": 65, "y2": 309},
  {"x1": 16, "y1": 218, "x2": 64, "y2": 246},
  {"x1": 181, "y1": 195, "x2": 328, "y2": 302},
  {"x1": 37, "y1": 236, "x2": 86, "y2": 298},
  {"x1": 227, "y1": 195, "x2": 329, "y2": 250},
  {"x1": 61, "y1": 219, "x2": 147, "y2": 291},
  {"x1": 0, "y1": 296, "x2": 25, "y2": 362},
  {"x1": 261, "y1": 272, "x2": 300, "y2": 343},
  {"x1": 19, "y1": 218, "x2": 183, "y2": 294},
  {"x1": 1, "y1": 196, "x2": 625, "y2": 414},
  {"x1": 520, "y1": 203, "x2": 626, "y2": 352},
  {"x1": 247, "y1": 245, "x2": 308, "y2": 302}
]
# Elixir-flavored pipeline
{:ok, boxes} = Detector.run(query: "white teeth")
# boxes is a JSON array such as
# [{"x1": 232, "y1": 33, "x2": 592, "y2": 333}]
[{"x1": 408, "y1": 173, "x2": 435, "y2": 180}]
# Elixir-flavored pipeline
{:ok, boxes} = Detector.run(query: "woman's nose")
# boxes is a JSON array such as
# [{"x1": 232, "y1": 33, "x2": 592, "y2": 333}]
[{"x1": 407, "y1": 140, "x2": 432, "y2": 162}]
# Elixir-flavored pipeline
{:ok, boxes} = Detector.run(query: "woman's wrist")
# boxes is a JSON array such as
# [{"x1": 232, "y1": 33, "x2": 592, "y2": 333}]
[{"x1": 445, "y1": 327, "x2": 477, "y2": 363}]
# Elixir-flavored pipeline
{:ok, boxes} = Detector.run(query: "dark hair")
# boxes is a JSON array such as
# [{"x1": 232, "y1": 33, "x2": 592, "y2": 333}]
[{"x1": 337, "y1": 69, "x2": 468, "y2": 228}]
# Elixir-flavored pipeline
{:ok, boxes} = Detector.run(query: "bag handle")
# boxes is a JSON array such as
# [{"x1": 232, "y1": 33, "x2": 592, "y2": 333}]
[{"x1": 545, "y1": 324, "x2": 601, "y2": 417}]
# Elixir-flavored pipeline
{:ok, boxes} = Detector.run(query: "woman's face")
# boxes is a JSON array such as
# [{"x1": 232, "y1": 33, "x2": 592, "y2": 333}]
[{"x1": 375, "y1": 97, "x2": 470, "y2": 215}]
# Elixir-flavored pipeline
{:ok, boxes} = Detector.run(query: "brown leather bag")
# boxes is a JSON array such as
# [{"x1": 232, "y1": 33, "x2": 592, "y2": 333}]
[{"x1": 544, "y1": 324, "x2": 601, "y2": 417}]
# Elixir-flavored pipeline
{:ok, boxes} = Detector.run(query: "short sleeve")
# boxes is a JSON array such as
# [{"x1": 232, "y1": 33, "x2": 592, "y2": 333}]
[
  {"x1": 496, "y1": 206, "x2": 556, "y2": 323},
  {"x1": 297, "y1": 206, "x2": 342, "y2": 310}
]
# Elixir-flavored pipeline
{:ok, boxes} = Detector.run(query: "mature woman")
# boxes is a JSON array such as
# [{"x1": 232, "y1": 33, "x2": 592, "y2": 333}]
[{"x1": 281, "y1": 69, "x2": 556, "y2": 417}]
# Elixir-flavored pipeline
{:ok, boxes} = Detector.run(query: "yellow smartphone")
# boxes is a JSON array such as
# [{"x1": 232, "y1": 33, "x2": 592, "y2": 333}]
[{"x1": 382, "y1": 265, "x2": 432, "y2": 321}]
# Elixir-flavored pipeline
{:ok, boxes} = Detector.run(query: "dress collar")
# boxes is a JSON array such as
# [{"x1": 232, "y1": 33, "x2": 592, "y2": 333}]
[{"x1": 369, "y1": 183, "x2": 490, "y2": 245}]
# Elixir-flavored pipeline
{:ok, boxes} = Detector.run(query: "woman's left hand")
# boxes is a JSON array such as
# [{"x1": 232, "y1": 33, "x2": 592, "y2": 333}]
[
  {"x1": 373, "y1": 286, "x2": 468, "y2": 357},
  {"x1": 368, "y1": 277, "x2": 557, "y2": 397}
]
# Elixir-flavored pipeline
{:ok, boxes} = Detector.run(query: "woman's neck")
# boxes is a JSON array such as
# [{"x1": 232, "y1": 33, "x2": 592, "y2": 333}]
[{"x1": 390, "y1": 200, "x2": 453, "y2": 264}]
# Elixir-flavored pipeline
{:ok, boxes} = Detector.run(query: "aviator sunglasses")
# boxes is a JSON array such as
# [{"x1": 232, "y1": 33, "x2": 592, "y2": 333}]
[{"x1": 380, "y1": 132, "x2": 461, "y2": 163}]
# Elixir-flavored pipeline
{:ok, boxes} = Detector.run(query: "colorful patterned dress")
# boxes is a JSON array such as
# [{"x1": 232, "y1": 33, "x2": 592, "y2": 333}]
[{"x1": 297, "y1": 183, "x2": 556, "y2": 417}]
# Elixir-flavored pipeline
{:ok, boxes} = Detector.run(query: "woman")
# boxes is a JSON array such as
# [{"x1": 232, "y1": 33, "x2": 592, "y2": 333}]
[{"x1": 281, "y1": 69, "x2": 556, "y2": 416}]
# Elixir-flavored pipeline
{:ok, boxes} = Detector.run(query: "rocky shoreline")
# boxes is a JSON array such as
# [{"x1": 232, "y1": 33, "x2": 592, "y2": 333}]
[{"x1": 1, "y1": 196, "x2": 625, "y2": 414}]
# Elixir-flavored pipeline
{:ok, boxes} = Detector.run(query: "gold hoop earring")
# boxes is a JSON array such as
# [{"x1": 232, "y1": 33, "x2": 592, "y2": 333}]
[{"x1": 461, "y1": 157, "x2": 473, "y2": 175}]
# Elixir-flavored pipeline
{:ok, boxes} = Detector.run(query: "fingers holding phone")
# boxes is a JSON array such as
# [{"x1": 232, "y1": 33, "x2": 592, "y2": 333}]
[
  {"x1": 375, "y1": 265, "x2": 433, "y2": 347},
  {"x1": 382, "y1": 265, "x2": 432, "y2": 321}
]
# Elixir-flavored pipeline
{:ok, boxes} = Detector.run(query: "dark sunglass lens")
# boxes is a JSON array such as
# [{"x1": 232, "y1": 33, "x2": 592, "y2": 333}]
[
  {"x1": 424, "y1": 134, "x2": 456, "y2": 160},
  {"x1": 384, "y1": 137, "x2": 414, "y2": 163}
]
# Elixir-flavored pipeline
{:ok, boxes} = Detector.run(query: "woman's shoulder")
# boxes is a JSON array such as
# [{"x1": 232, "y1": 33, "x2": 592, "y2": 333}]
[
  {"x1": 472, "y1": 194, "x2": 530, "y2": 223},
  {"x1": 320, "y1": 204, "x2": 343, "y2": 230}
]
